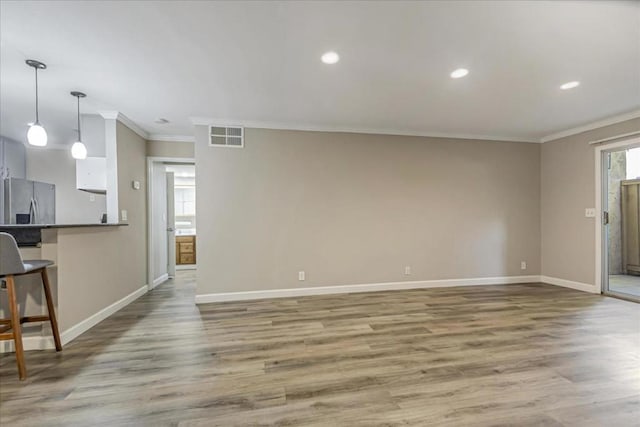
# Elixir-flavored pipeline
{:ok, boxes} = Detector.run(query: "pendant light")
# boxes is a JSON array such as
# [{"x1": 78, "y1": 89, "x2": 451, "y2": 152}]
[
  {"x1": 25, "y1": 59, "x2": 48, "y2": 146},
  {"x1": 70, "y1": 91, "x2": 88, "y2": 160}
]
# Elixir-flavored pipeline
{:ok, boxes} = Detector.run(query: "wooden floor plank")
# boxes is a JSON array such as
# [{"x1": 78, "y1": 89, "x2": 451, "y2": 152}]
[{"x1": 1, "y1": 271, "x2": 639, "y2": 426}]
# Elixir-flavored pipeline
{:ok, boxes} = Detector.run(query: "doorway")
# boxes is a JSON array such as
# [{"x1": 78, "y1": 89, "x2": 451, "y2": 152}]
[
  {"x1": 600, "y1": 139, "x2": 640, "y2": 302},
  {"x1": 147, "y1": 157, "x2": 196, "y2": 290}
]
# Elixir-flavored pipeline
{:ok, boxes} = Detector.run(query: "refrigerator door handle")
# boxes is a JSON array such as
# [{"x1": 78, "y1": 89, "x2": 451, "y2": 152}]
[{"x1": 29, "y1": 197, "x2": 38, "y2": 224}]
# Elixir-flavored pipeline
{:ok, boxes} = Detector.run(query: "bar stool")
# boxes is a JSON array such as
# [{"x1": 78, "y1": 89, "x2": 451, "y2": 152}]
[{"x1": 0, "y1": 232, "x2": 62, "y2": 380}]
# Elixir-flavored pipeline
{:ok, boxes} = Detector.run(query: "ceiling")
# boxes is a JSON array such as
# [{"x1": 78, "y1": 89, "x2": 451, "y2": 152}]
[{"x1": 1, "y1": 1, "x2": 639, "y2": 146}]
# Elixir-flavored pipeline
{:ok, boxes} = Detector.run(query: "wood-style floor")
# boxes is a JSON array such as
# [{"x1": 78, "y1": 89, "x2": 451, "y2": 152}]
[{"x1": 1, "y1": 272, "x2": 639, "y2": 426}]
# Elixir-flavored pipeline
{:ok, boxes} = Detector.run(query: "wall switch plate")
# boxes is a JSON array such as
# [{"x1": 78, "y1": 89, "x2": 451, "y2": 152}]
[
  {"x1": 404, "y1": 266, "x2": 411, "y2": 275},
  {"x1": 585, "y1": 208, "x2": 596, "y2": 218},
  {"x1": 521, "y1": 261, "x2": 527, "y2": 270},
  {"x1": 298, "y1": 271, "x2": 305, "y2": 281},
  {"x1": 121, "y1": 209, "x2": 128, "y2": 221},
  {"x1": 132, "y1": 180, "x2": 141, "y2": 190}
]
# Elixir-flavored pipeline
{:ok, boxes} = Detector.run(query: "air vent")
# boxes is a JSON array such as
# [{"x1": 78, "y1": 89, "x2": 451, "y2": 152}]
[{"x1": 209, "y1": 125, "x2": 244, "y2": 148}]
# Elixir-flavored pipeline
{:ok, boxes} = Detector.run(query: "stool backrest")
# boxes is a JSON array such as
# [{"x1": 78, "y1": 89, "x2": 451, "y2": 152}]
[{"x1": 0, "y1": 232, "x2": 26, "y2": 276}]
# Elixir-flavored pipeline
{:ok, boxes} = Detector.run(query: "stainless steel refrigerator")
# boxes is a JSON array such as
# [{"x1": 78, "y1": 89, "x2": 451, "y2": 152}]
[{"x1": 2, "y1": 178, "x2": 55, "y2": 224}]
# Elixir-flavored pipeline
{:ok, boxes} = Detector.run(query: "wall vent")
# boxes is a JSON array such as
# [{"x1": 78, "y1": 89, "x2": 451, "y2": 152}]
[{"x1": 209, "y1": 125, "x2": 244, "y2": 148}]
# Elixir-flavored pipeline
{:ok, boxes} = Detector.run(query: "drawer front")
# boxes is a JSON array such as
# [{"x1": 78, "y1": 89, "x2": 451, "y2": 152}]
[
  {"x1": 180, "y1": 254, "x2": 195, "y2": 264},
  {"x1": 179, "y1": 242, "x2": 194, "y2": 253},
  {"x1": 176, "y1": 236, "x2": 194, "y2": 243}
]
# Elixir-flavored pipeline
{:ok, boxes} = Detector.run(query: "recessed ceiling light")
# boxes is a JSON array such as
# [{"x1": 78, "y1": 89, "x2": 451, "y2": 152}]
[
  {"x1": 560, "y1": 81, "x2": 580, "y2": 90},
  {"x1": 154, "y1": 118, "x2": 169, "y2": 124},
  {"x1": 321, "y1": 51, "x2": 340, "y2": 64},
  {"x1": 450, "y1": 68, "x2": 469, "y2": 79}
]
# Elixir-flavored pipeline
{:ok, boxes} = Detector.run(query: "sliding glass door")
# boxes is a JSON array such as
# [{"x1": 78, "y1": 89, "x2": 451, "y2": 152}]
[{"x1": 602, "y1": 146, "x2": 640, "y2": 302}]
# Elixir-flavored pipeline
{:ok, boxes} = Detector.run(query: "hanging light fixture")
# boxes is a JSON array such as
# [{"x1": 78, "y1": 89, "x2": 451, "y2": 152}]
[
  {"x1": 70, "y1": 91, "x2": 88, "y2": 159},
  {"x1": 25, "y1": 59, "x2": 48, "y2": 146}
]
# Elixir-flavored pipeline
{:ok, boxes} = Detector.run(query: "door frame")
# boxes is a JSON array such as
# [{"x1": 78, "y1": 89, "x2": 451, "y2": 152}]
[
  {"x1": 146, "y1": 156, "x2": 195, "y2": 290},
  {"x1": 595, "y1": 135, "x2": 640, "y2": 296}
]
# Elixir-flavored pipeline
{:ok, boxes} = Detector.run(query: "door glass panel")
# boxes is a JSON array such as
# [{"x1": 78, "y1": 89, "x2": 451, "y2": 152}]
[{"x1": 606, "y1": 147, "x2": 640, "y2": 300}]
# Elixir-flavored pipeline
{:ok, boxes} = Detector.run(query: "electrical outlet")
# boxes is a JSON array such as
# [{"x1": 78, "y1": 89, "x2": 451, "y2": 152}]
[
  {"x1": 404, "y1": 266, "x2": 411, "y2": 275},
  {"x1": 89, "y1": 193, "x2": 95, "y2": 202},
  {"x1": 121, "y1": 209, "x2": 128, "y2": 222},
  {"x1": 298, "y1": 271, "x2": 305, "y2": 281},
  {"x1": 521, "y1": 261, "x2": 527, "y2": 270}
]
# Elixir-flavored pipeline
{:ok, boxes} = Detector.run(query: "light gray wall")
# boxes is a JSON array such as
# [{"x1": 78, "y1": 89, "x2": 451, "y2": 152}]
[
  {"x1": 541, "y1": 117, "x2": 640, "y2": 285},
  {"x1": 195, "y1": 127, "x2": 541, "y2": 295},
  {"x1": 26, "y1": 147, "x2": 107, "y2": 224},
  {"x1": 82, "y1": 114, "x2": 106, "y2": 157},
  {"x1": 146, "y1": 140, "x2": 194, "y2": 158}
]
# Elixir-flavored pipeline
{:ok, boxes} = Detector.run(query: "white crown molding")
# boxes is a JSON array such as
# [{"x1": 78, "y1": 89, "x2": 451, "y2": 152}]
[
  {"x1": 189, "y1": 116, "x2": 538, "y2": 143},
  {"x1": 540, "y1": 109, "x2": 640, "y2": 143},
  {"x1": 98, "y1": 111, "x2": 150, "y2": 140},
  {"x1": 148, "y1": 134, "x2": 195, "y2": 143}
]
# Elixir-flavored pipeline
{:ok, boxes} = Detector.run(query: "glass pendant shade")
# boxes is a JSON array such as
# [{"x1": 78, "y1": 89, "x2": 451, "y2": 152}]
[
  {"x1": 71, "y1": 141, "x2": 87, "y2": 159},
  {"x1": 27, "y1": 123, "x2": 48, "y2": 146},
  {"x1": 26, "y1": 60, "x2": 47, "y2": 147},
  {"x1": 70, "y1": 91, "x2": 88, "y2": 159}
]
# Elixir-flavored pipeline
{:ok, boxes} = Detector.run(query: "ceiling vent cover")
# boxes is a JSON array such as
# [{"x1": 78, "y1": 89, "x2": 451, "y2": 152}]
[{"x1": 209, "y1": 125, "x2": 244, "y2": 148}]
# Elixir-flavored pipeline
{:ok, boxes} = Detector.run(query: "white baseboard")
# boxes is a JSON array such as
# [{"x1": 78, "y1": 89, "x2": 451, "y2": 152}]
[
  {"x1": 149, "y1": 273, "x2": 169, "y2": 290},
  {"x1": 176, "y1": 265, "x2": 197, "y2": 271},
  {"x1": 540, "y1": 276, "x2": 598, "y2": 294},
  {"x1": 0, "y1": 285, "x2": 148, "y2": 353},
  {"x1": 195, "y1": 275, "x2": 541, "y2": 304}
]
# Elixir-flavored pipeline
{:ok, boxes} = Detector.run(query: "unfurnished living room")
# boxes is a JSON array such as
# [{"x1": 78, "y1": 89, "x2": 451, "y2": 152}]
[{"x1": 0, "y1": 1, "x2": 639, "y2": 426}]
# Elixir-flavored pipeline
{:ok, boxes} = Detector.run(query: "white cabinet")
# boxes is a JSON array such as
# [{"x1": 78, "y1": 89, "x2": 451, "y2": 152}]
[{"x1": 76, "y1": 157, "x2": 107, "y2": 194}]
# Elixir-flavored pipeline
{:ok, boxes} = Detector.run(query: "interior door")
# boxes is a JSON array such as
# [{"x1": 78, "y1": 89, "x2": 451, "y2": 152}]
[
  {"x1": 151, "y1": 163, "x2": 168, "y2": 287},
  {"x1": 166, "y1": 172, "x2": 176, "y2": 278}
]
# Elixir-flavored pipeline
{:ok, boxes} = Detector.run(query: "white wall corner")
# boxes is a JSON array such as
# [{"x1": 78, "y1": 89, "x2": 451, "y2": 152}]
[
  {"x1": 540, "y1": 109, "x2": 640, "y2": 143},
  {"x1": 98, "y1": 111, "x2": 149, "y2": 140},
  {"x1": 148, "y1": 134, "x2": 195, "y2": 143}
]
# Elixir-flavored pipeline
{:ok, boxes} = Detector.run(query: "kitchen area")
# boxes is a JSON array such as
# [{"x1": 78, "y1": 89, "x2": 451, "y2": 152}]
[{"x1": 0, "y1": 113, "x2": 147, "y2": 354}]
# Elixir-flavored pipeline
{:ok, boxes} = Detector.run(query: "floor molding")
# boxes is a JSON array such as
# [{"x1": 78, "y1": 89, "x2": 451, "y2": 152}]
[
  {"x1": 539, "y1": 275, "x2": 598, "y2": 294},
  {"x1": 176, "y1": 265, "x2": 197, "y2": 271},
  {"x1": 0, "y1": 285, "x2": 148, "y2": 354},
  {"x1": 195, "y1": 275, "x2": 541, "y2": 304},
  {"x1": 150, "y1": 273, "x2": 170, "y2": 290}
]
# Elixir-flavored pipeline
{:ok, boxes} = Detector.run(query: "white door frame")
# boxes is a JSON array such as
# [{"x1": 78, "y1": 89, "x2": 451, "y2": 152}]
[
  {"x1": 146, "y1": 156, "x2": 195, "y2": 290},
  {"x1": 594, "y1": 135, "x2": 640, "y2": 295}
]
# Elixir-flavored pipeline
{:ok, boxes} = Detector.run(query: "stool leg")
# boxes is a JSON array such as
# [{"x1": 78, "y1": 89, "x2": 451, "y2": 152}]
[
  {"x1": 40, "y1": 268, "x2": 62, "y2": 351},
  {"x1": 6, "y1": 275, "x2": 26, "y2": 380}
]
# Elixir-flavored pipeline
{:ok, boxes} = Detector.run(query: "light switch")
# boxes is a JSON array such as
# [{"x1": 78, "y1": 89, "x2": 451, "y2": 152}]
[
  {"x1": 132, "y1": 180, "x2": 141, "y2": 190},
  {"x1": 121, "y1": 209, "x2": 128, "y2": 221},
  {"x1": 585, "y1": 208, "x2": 596, "y2": 218}
]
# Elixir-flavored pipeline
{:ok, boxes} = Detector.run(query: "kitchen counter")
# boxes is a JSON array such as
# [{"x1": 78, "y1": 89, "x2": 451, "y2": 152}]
[
  {"x1": 0, "y1": 223, "x2": 127, "y2": 229},
  {"x1": 0, "y1": 223, "x2": 128, "y2": 246}
]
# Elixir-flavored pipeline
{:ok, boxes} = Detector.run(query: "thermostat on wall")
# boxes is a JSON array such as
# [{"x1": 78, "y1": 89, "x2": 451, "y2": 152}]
[{"x1": 132, "y1": 180, "x2": 141, "y2": 190}]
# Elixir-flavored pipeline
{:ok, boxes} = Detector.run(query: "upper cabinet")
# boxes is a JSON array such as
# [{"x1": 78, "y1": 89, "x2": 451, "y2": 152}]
[
  {"x1": 76, "y1": 157, "x2": 107, "y2": 194},
  {"x1": 0, "y1": 137, "x2": 27, "y2": 180}
]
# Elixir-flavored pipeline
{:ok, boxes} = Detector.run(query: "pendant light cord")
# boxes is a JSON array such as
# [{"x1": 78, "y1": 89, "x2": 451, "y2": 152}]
[
  {"x1": 34, "y1": 67, "x2": 39, "y2": 123},
  {"x1": 76, "y1": 95, "x2": 82, "y2": 141}
]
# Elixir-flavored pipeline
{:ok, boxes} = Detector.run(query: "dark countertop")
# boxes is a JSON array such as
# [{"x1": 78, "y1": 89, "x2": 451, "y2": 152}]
[{"x1": 0, "y1": 223, "x2": 128, "y2": 229}]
